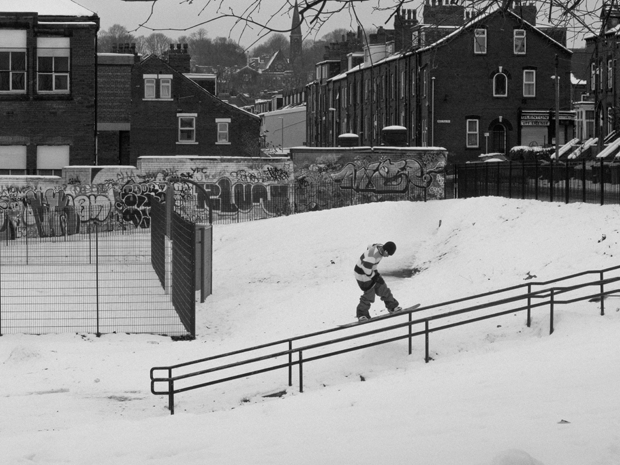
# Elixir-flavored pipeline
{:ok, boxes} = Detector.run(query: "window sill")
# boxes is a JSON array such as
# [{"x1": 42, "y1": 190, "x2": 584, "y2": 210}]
[
  {"x1": 215, "y1": 142, "x2": 231, "y2": 145},
  {"x1": 143, "y1": 98, "x2": 174, "y2": 102},
  {"x1": 176, "y1": 142, "x2": 198, "y2": 145}
]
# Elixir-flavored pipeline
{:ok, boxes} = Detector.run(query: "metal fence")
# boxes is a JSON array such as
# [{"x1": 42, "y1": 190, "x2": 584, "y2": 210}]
[
  {"x1": 454, "y1": 159, "x2": 620, "y2": 205},
  {"x1": 151, "y1": 264, "x2": 620, "y2": 414},
  {"x1": 0, "y1": 205, "x2": 189, "y2": 336}
]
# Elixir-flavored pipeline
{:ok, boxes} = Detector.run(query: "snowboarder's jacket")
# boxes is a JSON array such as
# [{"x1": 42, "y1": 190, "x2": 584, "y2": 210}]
[{"x1": 354, "y1": 244, "x2": 384, "y2": 289}]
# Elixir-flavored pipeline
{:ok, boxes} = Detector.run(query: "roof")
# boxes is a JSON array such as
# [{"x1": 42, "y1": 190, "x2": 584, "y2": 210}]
[
  {"x1": 416, "y1": 6, "x2": 572, "y2": 55},
  {"x1": 0, "y1": 0, "x2": 96, "y2": 16}
]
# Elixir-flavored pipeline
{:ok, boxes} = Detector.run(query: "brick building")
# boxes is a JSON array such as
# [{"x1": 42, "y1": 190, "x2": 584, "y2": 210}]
[
  {"x1": 307, "y1": 2, "x2": 574, "y2": 165},
  {"x1": 0, "y1": 1, "x2": 99, "y2": 174},
  {"x1": 97, "y1": 44, "x2": 261, "y2": 165}
]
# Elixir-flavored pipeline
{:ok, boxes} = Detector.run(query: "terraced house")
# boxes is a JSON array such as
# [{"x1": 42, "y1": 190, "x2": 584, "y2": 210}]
[
  {"x1": 0, "y1": 0, "x2": 99, "y2": 174},
  {"x1": 307, "y1": 1, "x2": 574, "y2": 165}
]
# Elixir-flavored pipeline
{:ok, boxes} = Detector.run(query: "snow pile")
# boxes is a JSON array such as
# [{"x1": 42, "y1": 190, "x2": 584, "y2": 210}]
[{"x1": 1, "y1": 197, "x2": 619, "y2": 464}]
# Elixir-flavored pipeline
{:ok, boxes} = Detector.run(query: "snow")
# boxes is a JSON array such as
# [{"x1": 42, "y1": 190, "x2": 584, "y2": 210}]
[
  {"x1": 2, "y1": 197, "x2": 620, "y2": 465},
  {"x1": 0, "y1": 0, "x2": 95, "y2": 16}
]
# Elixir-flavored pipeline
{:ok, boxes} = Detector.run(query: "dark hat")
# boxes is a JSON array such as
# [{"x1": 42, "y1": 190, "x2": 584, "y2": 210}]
[{"x1": 383, "y1": 241, "x2": 396, "y2": 256}]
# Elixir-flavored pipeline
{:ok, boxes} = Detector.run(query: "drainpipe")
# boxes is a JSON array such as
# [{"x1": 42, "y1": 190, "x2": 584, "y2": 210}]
[{"x1": 431, "y1": 77, "x2": 435, "y2": 146}]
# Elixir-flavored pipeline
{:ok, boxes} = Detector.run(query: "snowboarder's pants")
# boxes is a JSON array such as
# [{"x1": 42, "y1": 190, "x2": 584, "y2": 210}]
[{"x1": 356, "y1": 276, "x2": 399, "y2": 318}]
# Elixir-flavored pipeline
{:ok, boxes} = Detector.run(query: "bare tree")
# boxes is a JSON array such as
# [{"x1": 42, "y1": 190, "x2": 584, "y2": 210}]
[
  {"x1": 97, "y1": 24, "x2": 136, "y2": 53},
  {"x1": 124, "y1": 0, "x2": 604, "y2": 47}
]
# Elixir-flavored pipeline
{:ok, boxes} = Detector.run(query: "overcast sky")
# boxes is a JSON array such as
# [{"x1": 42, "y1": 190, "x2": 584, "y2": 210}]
[{"x1": 75, "y1": 0, "x2": 393, "y2": 49}]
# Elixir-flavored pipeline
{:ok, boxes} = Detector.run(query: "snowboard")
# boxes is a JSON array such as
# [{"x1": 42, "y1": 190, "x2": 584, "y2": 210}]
[{"x1": 338, "y1": 303, "x2": 422, "y2": 328}]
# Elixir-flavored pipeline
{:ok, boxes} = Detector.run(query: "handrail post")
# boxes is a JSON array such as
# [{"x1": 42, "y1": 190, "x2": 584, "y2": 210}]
[
  {"x1": 424, "y1": 320, "x2": 430, "y2": 363},
  {"x1": 408, "y1": 312, "x2": 413, "y2": 355},
  {"x1": 299, "y1": 350, "x2": 304, "y2": 393},
  {"x1": 526, "y1": 283, "x2": 531, "y2": 327},
  {"x1": 549, "y1": 289, "x2": 555, "y2": 335},
  {"x1": 600, "y1": 271, "x2": 605, "y2": 316},
  {"x1": 168, "y1": 369, "x2": 175, "y2": 415},
  {"x1": 288, "y1": 341, "x2": 293, "y2": 386}
]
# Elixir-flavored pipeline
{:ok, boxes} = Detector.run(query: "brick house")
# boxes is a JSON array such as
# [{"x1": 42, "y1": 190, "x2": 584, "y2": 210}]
[
  {"x1": 129, "y1": 47, "x2": 261, "y2": 164},
  {"x1": 307, "y1": 2, "x2": 574, "y2": 165},
  {"x1": 97, "y1": 45, "x2": 261, "y2": 165},
  {"x1": 0, "y1": 1, "x2": 99, "y2": 174}
]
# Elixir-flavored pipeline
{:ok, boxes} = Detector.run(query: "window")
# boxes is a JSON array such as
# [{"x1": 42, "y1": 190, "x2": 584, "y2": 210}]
[
  {"x1": 474, "y1": 29, "x2": 487, "y2": 54},
  {"x1": 591, "y1": 63, "x2": 597, "y2": 92},
  {"x1": 144, "y1": 78, "x2": 156, "y2": 99},
  {"x1": 494, "y1": 72, "x2": 508, "y2": 97},
  {"x1": 143, "y1": 74, "x2": 173, "y2": 99},
  {"x1": 523, "y1": 70, "x2": 536, "y2": 97},
  {"x1": 608, "y1": 107, "x2": 614, "y2": 135},
  {"x1": 608, "y1": 59, "x2": 613, "y2": 90},
  {"x1": 514, "y1": 29, "x2": 526, "y2": 54},
  {"x1": 422, "y1": 68, "x2": 427, "y2": 97},
  {"x1": 0, "y1": 30, "x2": 26, "y2": 94},
  {"x1": 37, "y1": 38, "x2": 70, "y2": 93},
  {"x1": 160, "y1": 78, "x2": 171, "y2": 99},
  {"x1": 216, "y1": 118, "x2": 231, "y2": 144},
  {"x1": 36, "y1": 145, "x2": 69, "y2": 176},
  {"x1": 0, "y1": 145, "x2": 27, "y2": 174},
  {"x1": 177, "y1": 114, "x2": 196, "y2": 143},
  {"x1": 466, "y1": 119, "x2": 479, "y2": 148},
  {"x1": 600, "y1": 60, "x2": 604, "y2": 91}
]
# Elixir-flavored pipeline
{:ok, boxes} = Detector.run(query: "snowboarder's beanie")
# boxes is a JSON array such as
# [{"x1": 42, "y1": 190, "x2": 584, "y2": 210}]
[{"x1": 383, "y1": 241, "x2": 396, "y2": 256}]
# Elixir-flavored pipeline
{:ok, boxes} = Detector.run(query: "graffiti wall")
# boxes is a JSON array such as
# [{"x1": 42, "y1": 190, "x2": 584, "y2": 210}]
[
  {"x1": 0, "y1": 149, "x2": 444, "y2": 239},
  {"x1": 0, "y1": 157, "x2": 294, "y2": 239},
  {"x1": 289, "y1": 147, "x2": 447, "y2": 212},
  {"x1": 137, "y1": 157, "x2": 294, "y2": 223}
]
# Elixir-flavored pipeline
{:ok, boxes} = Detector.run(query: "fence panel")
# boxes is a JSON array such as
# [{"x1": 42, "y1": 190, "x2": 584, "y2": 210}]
[
  {"x1": 454, "y1": 160, "x2": 620, "y2": 206},
  {"x1": 171, "y1": 210, "x2": 196, "y2": 336},
  {"x1": 0, "y1": 205, "x2": 188, "y2": 337}
]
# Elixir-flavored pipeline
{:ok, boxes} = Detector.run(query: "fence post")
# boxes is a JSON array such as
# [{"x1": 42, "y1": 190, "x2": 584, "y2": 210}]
[
  {"x1": 424, "y1": 320, "x2": 430, "y2": 363},
  {"x1": 550, "y1": 160, "x2": 554, "y2": 202},
  {"x1": 549, "y1": 289, "x2": 555, "y2": 335},
  {"x1": 527, "y1": 283, "x2": 532, "y2": 327},
  {"x1": 96, "y1": 222, "x2": 100, "y2": 337},
  {"x1": 168, "y1": 374, "x2": 175, "y2": 415},
  {"x1": 521, "y1": 162, "x2": 526, "y2": 199},
  {"x1": 565, "y1": 161, "x2": 570, "y2": 204},
  {"x1": 299, "y1": 350, "x2": 304, "y2": 393},
  {"x1": 408, "y1": 312, "x2": 413, "y2": 355},
  {"x1": 582, "y1": 159, "x2": 586, "y2": 203},
  {"x1": 288, "y1": 341, "x2": 293, "y2": 387},
  {"x1": 600, "y1": 158, "x2": 605, "y2": 206},
  {"x1": 534, "y1": 159, "x2": 539, "y2": 200},
  {"x1": 600, "y1": 271, "x2": 605, "y2": 316},
  {"x1": 508, "y1": 162, "x2": 513, "y2": 199}
]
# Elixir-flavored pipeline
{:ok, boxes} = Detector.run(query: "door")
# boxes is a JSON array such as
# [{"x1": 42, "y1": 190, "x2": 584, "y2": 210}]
[{"x1": 491, "y1": 124, "x2": 507, "y2": 154}]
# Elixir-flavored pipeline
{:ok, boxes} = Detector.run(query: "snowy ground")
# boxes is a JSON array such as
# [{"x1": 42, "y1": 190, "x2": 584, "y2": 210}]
[{"x1": 1, "y1": 197, "x2": 619, "y2": 465}]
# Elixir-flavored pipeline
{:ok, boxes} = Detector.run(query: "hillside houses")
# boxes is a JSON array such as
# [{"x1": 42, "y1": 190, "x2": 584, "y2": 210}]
[{"x1": 307, "y1": 1, "x2": 575, "y2": 165}]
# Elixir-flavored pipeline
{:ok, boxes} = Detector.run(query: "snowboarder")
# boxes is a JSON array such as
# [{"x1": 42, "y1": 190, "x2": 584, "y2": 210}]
[{"x1": 354, "y1": 242, "x2": 401, "y2": 321}]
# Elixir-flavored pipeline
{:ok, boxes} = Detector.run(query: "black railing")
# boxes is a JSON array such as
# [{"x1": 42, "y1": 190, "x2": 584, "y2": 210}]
[
  {"x1": 150, "y1": 264, "x2": 620, "y2": 414},
  {"x1": 454, "y1": 159, "x2": 620, "y2": 205}
]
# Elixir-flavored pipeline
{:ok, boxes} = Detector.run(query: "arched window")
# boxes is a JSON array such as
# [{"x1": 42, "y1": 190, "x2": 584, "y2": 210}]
[{"x1": 493, "y1": 73, "x2": 508, "y2": 97}]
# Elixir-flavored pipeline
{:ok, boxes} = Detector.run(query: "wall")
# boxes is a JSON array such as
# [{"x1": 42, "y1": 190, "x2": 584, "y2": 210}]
[
  {"x1": 290, "y1": 146, "x2": 447, "y2": 211},
  {"x1": 0, "y1": 149, "x2": 444, "y2": 239}
]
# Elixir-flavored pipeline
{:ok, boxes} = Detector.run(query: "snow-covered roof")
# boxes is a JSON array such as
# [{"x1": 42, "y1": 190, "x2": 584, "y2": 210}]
[{"x1": 0, "y1": 0, "x2": 96, "y2": 16}]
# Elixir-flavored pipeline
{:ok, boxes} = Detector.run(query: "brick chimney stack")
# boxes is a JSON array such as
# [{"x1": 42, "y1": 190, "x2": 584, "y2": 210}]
[{"x1": 167, "y1": 43, "x2": 191, "y2": 73}]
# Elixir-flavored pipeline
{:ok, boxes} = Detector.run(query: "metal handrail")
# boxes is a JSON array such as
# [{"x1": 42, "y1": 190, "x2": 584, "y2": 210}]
[{"x1": 150, "y1": 264, "x2": 620, "y2": 414}]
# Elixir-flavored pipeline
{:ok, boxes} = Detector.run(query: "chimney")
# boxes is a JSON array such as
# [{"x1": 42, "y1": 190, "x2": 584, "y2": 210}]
[{"x1": 167, "y1": 43, "x2": 191, "y2": 73}]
